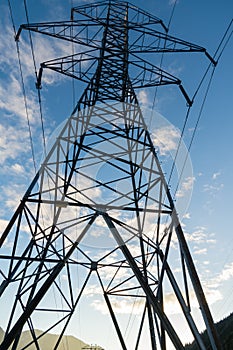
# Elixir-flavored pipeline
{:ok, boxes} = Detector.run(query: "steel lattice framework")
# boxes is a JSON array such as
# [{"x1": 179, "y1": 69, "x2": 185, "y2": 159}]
[{"x1": 0, "y1": 1, "x2": 221, "y2": 349}]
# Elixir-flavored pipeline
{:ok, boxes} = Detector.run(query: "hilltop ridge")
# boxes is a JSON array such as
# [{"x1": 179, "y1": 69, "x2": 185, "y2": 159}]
[
  {"x1": 1, "y1": 313, "x2": 232, "y2": 349},
  {"x1": 185, "y1": 312, "x2": 233, "y2": 349},
  {"x1": 0, "y1": 328, "x2": 94, "y2": 349}
]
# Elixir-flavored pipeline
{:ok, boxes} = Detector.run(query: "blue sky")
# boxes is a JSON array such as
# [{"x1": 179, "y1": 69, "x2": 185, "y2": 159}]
[{"x1": 0, "y1": 0, "x2": 233, "y2": 348}]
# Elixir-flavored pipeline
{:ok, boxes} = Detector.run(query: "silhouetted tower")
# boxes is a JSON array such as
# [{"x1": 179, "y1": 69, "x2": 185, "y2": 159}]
[{"x1": 0, "y1": 1, "x2": 221, "y2": 349}]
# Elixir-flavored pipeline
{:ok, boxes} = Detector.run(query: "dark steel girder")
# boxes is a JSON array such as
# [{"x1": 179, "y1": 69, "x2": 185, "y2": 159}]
[
  {"x1": 0, "y1": 1, "x2": 222, "y2": 349},
  {"x1": 36, "y1": 50, "x2": 194, "y2": 104},
  {"x1": 0, "y1": 215, "x2": 98, "y2": 350},
  {"x1": 103, "y1": 213, "x2": 184, "y2": 350},
  {"x1": 71, "y1": 0, "x2": 167, "y2": 30},
  {"x1": 15, "y1": 20, "x2": 215, "y2": 65}
]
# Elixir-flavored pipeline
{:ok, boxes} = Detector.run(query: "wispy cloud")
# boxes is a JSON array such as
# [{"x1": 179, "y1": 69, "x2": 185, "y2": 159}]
[
  {"x1": 0, "y1": 124, "x2": 30, "y2": 164},
  {"x1": 185, "y1": 226, "x2": 216, "y2": 246},
  {"x1": 203, "y1": 183, "x2": 224, "y2": 194},
  {"x1": 0, "y1": 219, "x2": 9, "y2": 234},
  {"x1": 194, "y1": 248, "x2": 207, "y2": 255},
  {"x1": 202, "y1": 171, "x2": 224, "y2": 197},
  {"x1": 202, "y1": 261, "x2": 233, "y2": 306},
  {"x1": 138, "y1": 89, "x2": 149, "y2": 106},
  {"x1": 0, "y1": 184, "x2": 26, "y2": 211},
  {"x1": 176, "y1": 176, "x2": 195, "y2": 198},
  {"x1": 152, "y1": 124, "x2": 180, "y2": 155},
  {"x1": 0, "y1": 13, "x2": 76, "y2": 223},
  {"x1": 0, "y1": 16, "x2": 75, "y2": 121},
  {"x1": 91, "y1": 296, "x2": 144, "y2": 315},
  {"x1": 217, "y1": 262, "x2": 233, "y2": 282},
  {"x1": 10, "y1": 163, "x2": 25, "y2": 174},
  {"x1": 204, "y1": 287, "x2": 223, "y2": 306},
  {"x1": 212, "y1": 171, "x2": 221, "y2": 180}
]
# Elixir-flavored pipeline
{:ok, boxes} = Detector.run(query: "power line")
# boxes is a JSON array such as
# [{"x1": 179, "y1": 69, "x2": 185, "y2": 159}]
[
  {"x1": 171, "y1": 18, "x2": 233, "y2": 199},
  {"x1": 167, "y1": 0, "x2": 178, "y2": 30},
  {"x1": 174, "y1": 66, "x2": 216, "y2": 197},
  {"x1": 1, "y1": 2, "x2": 224, "y2": 349},
  {"x1": 23, "y1": 0, "x2": 47, "y2": 156},
  {"x1": 13, "y1": 3, "x2": 67, "y2": 349},
  {"x1": 70, "y1": 0, "x2": 76, "y2": 110},
  {"x1": 149, "y1": 0, "x2": 178, "y2": 130},
  {"x1": 7, "y1": 0, "x2": 37, "y2": 173},
  {"x1": 213, "y1": 19, "x2": 233, "y2": 63}
]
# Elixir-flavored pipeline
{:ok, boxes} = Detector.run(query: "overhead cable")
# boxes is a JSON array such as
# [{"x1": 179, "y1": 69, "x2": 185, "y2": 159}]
[
  {"x1": 170, "y1": 18, "x2": 233, "y2": 197},
  {"x1": 7, "y1": 0, "x2": 37, "y2": 173},
  {"x1": 23, "y1": 0, "x2": 47, "y2": 156}
]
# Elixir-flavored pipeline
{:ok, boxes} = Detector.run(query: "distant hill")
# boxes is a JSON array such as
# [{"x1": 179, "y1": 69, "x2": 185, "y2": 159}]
[
  {"x1": 185, "y1": 313, "x2": 233, "y2": 349},
  {"x1": 17, "y1": 329, "x2": 88, "y2": 350},
  {"x1": 2, "y1": 313, "x2": 231, "y2": 350},
  {"x1": 0, "y1": 328, "x2": 99, "y2": 350},
  {"x1": 0, "y1": 327, "x2": 4, "y2": 345}
]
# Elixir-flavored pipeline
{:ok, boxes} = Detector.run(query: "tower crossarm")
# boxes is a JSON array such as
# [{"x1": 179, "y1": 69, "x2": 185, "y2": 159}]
[
  {"x1": 15, "y1": 21, "x2": 104, "y2": 49},
  {"x1": 36, "y1": 49, "x2": 100, "y2": 88},
  {"x1": 0, "y1": 2, "x2": 222, "y2": 350},
  {"x1": 15, "y1": 1, "x2": 216, "y2": 66},
  {"x1": 16, "y1": 21, "x2": 216, "y2": 65},
  {"x1": 36, "y1": 51, "x2": 192, "y2": 105},
  {"x1": 128, "y1": 27, "x2": 216, "y2": 65},
  {"x1": 71, "y1": 0, "x2": 168, "y2": 31}
]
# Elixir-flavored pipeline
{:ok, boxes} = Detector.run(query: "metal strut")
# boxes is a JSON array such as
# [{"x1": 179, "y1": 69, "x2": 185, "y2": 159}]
[{"x1": 0, "y1": 1, "x2": 221, "y2": 349}]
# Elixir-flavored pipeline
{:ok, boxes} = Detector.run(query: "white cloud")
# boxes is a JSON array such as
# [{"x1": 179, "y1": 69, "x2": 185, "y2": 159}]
[
  {"x1": 0, "y1": 75, "x2": 38, "y2": 124},
  {"x1": 203, "y1": 183, "x2": 224, "y2": 193},
  {"x1": 1, "y1": 184, "x2": 26, "y2": 210},
  {"x1": 92, "y1": 296, "x2": 144, "y2": 315},
  {"x1": 11, "y1": 163, "x2": 25, "y2": 174},
  {"x1": 183, "y1": 212, "x2": 191, "y2": 219},
  {"x1": 181, "y1": 177, "x2": 195, "y2": 191},
  {"x1": 164, "y1": 292, "x2": 190, "y2": 314},
  {"x1": 202, "y1": 172, "x2": 223, "y2": 198},
  {"x1": 176, "y1": 176, "x2": 195, "y2": 198},
  {"x1": 0, "y1": 19, "x2": 76, "y2": 126},
  {"x1": 202, "y1": 261, "x2": 209, "y2": 266},
  {"x1": 0, "y1": 219, "x2": 9, "y2": 233},
  {"x1": 83, "y1": 284, "x2": 102, "y2": 297},
  {"x1": 218, "y1": 262, "x2": 233, "y2": 282},
  {"x1": 200, "y1": 261, "x2": 233, "y2": 308},
  {"x1": 152, "y1": 124, "x2": 180, "y2": 155},
  {"x1": 185, "y1": 226, "x2": 216, "y2": 250},
  {"x1": 204, "y1": 287, "x2": 223, "y2": 305},
  {"x1": 138, "y1": 90, "x2": 149, "y2": 105},
  {"x1": 0, "y1": 15, "x2": 103, "y2": 232},
  {"x1": 212, "y1": 171, "x2": 221, "y2": 180},
  {"x1": 32, "y1": 36, "x2": 76, "y2": 86},
  {"x1": 0, "y1": 124, "x2": 30, "y2": 164},
  {"x1": 194, "y1": 248, "x2": 207, "y2": 255}
]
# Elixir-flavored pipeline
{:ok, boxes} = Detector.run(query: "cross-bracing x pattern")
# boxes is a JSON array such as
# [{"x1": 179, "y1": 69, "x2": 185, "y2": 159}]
[{"x1": 0, "y1": 1, "x2": 221, "y2": 349}]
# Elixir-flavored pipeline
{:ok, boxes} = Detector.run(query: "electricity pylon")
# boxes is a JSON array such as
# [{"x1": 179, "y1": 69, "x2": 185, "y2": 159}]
[{"x1": 0, "y1": 1, "x2": 221, "y2": 349}]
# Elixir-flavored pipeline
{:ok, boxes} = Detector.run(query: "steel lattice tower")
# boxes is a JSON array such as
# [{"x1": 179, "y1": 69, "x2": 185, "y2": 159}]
[{"x1": 0, "y1": 1, "x2": 221, "y2": 349}]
